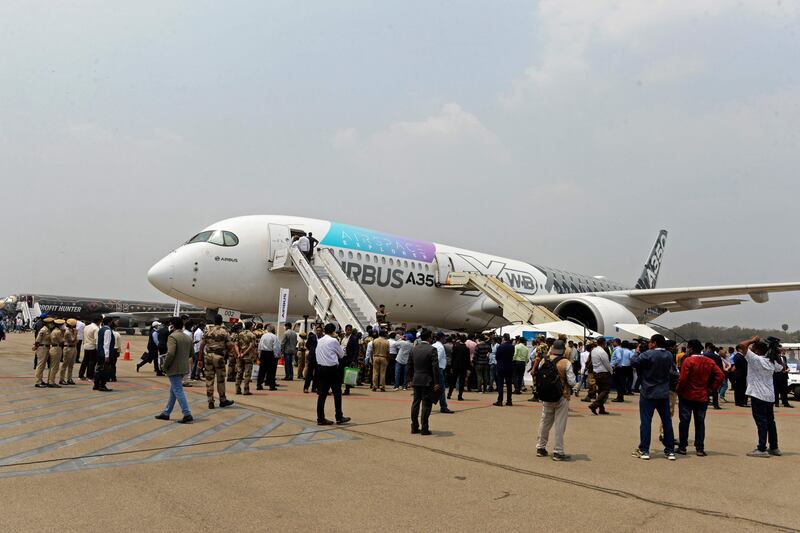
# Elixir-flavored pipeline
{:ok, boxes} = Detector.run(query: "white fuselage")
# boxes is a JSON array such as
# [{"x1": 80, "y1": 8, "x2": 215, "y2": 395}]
[{"x1": 147, "y1": 215, "x2": 635, "y2": 331}]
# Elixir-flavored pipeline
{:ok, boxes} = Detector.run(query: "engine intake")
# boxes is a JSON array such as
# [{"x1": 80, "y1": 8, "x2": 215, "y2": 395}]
[{"x1": 554, "y1": 296, "x2": 638, "y2": 335}]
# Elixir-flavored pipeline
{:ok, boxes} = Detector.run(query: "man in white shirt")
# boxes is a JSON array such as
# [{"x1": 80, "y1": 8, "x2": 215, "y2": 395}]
[
  {"x1": 192, "y1": 322, "x2": 205, "y2": 380},
  {"x1": 588, "y1": 338, "x2": 612, "y2": 415},
  {"x1": 315, "y1": 323, "x2": 350, "y2": 426},
  {"x1": 75, "y1": 320, "x2": 85, "y2": 363},
  {"x1": 433, "y1": 332, "x2": 454, "y2": 414},
  {"x1": 740, "y1": 336, "x2": 785, "y2": 457},
  {"x1": 257, "y1": 325, "x2": 280, "y2": 390},
  {"x1": 79, "y1": 317, "x2": 101, "y2": 381},
  {"x1": 297, "y1": 234, "x2": 311, "y2": 260}
]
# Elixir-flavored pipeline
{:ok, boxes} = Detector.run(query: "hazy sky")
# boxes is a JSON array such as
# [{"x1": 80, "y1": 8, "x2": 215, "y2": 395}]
[{"x1": 2, "y1": 1, "x2": 799, "y2": 328}]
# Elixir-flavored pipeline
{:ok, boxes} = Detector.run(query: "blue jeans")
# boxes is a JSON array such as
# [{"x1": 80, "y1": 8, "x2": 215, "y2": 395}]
[
  {"x1": 162, "y1": 374, "x2": 191, "y2": 417},
  {"x1": 719, "y1": 377, "x2": 728, "y2": 398},
  {"x1": 489, "y1": 364, "x2": 497, "y2": 390},
  {"x1": 439, "y1": 368, "x2": 448, "y2": 411},
  {"x1": 394, "y1": 362, "x2": 407, "y2": 388},
  {"x1": 283, "y1": 352, "x2": 294, "y2": 380},
  {"x1": 639, "y1": 396, "x2": 674, "y2": 454}
]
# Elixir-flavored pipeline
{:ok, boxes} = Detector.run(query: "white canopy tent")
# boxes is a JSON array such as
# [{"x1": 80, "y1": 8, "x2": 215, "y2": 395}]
[
  {"x1": 613, "y1": 323, "x2": 665, "y2": 340},
  {"x1": 493, "y1": 321, "x2": 601, "y2": 340}
]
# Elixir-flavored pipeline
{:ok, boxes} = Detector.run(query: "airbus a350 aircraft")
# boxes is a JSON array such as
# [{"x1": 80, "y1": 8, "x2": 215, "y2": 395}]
[{"x1": 147, "y1": 215, "x2": 800, "y2": 334}]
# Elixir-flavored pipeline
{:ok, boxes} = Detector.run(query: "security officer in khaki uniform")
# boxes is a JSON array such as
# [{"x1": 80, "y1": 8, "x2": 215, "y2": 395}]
[
  {"x1": 33, "y1": 317, "x2": 54, "y2": 387},
  {"x1": 47, "y1": 319, "x2": 66, "y2": 387},
  {"x1": 199, "y1": 314, "x2": 237, "y2": 409},
  {"x1": 235, "y1": 322, "x2": 257, "y2": 395},
  {"x1": 59, "y1": 318, "x2": 79, "y2": 385}
]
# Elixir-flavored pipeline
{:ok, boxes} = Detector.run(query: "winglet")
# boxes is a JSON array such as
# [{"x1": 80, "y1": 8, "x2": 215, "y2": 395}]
[{"x1": 635, "y1": 230, "x2": 668, "y2": 290}]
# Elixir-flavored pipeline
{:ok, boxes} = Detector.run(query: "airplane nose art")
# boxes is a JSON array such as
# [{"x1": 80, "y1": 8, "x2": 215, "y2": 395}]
[{"x1": 147, "y1": 257, "x2": 174, "y2": 293}]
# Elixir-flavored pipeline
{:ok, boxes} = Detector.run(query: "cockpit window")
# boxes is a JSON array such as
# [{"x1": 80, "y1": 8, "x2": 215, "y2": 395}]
[{"x1": 186, "y1": 230, "x2": 239, "y2": 247}]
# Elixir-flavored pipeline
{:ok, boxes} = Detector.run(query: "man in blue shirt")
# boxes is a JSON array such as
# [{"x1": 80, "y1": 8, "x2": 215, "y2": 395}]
[
  {"x1": 611, "y1": 339, "x2": 626, "y2": 402},
  {"x1": 631, "y1": 334, "x2": 677, "y2": 460}
]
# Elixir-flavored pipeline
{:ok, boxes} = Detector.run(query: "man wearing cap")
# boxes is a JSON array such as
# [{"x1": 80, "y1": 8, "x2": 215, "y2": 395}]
[
  {"x1": 59, "y1": 319, "x2": 79, "y2": 385},
  {"x1": 46, "y1": 319, "x2": 65, "y2": 388},
  {"x1": 33, "y1": 317, "x2": 54, "y2": 387},
  {"x1": 199, "y1": 314, "x2": 236, "y2": 409},
  {"x1": 536, "y1": 340, "x2": 577, "y2": 461},
  {"x1": 234, "y1": 322, "x2": 257, "y2": 395}
]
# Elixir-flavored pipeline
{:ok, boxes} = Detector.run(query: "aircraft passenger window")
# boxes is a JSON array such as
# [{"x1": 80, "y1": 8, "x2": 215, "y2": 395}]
[
  {"x1": 373, "y1": 256, "x2": 378, "y2": 264},
  {"x1": 357, "y1": 253, "x2": 362, "y2": 261},
  {"x1": 381, "y1": 257, "x2": 386, "y2": 265},
  {"x1": 187, "y1": 231, "x2": 213, "y2": 244},
  {"x1": 403, "y1": 260, "x2": 408, "y2": 268},
  {"x1": 348, "y1": 251, "x2": 353, "y2": 259},
  {"x1": 338, "y1": 250, "x2": 344, "y2": 258}
]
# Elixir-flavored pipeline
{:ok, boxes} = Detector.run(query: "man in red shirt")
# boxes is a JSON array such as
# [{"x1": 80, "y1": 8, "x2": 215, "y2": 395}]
[{"x1": 676, "y1": 339, "x2": 725, "y2": 456}]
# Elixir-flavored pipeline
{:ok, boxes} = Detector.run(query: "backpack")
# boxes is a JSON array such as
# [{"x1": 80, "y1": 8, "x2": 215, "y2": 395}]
[{"x1": 536, "y1": 356, "x2": 564, "y2": 402}]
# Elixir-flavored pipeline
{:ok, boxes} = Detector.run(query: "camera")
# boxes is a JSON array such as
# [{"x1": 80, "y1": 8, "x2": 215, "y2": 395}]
[{"x1": 764, "y1": 336, "x2": 782, "y2": 364}]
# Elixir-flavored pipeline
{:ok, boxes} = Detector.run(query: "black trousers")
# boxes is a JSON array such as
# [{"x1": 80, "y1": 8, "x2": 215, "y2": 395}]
[
  {"x1": 774, "y1": 374, "x2": 790, "y2": 406},
  {"x1": 751, "y1": 397, "x2": 778, "y2": 452},
  {"x1": 107, "y1": 353, "x2": 119, "y2": 381},
  {"x1": 80, "y1": 349, "x2": 97, "y2": 379},
  {"x1": 93, "y1": 358, "x2": 108, "y2": 389},
  {"x1": 257, "y1": 351, "x2": 277, "y2": 389},
  {"x1": 512, "y1": 361, "x2": 526, "y2": 393},
  {"x1": 304, "y1": 359, "x2": 318, "y2": 391},
  {"x1": 75, "y1": 340, "x2": 83, "y2": 363},
  {"x1": 317, "y1": 365, "x2": 343, "y2": 422},
  {"x1": 613, "y1": 369, "x2": 627, "y2": 401},
  {"x1": 449, "y1": 369, "x2": 466, "y2": 398},
  {"x1": 678, "y1": 398, "x2": 708, "y2": 450},
  {"x1": 496, "y1": 368, "x2": 513, "y2": 404},
  {"x1": 734, "y1": 374, "x2": 748, "y2": 406},
  {"x1": 624, "y1": 366, "x2": 634, "y2": 394},
  {"x1": 411, "y1": 385, "x2": 433, "y2": 431}
]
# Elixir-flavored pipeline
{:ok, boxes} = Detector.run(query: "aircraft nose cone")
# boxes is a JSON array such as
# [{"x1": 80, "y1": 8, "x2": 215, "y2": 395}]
[{"x1": 147, "y1": 257, "x2": 173, "y2": 293}]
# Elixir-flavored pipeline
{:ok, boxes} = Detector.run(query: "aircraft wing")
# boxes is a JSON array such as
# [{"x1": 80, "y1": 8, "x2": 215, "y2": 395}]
[{"x1": 527, "y1": 282, "x2": 800, "y2": 308}]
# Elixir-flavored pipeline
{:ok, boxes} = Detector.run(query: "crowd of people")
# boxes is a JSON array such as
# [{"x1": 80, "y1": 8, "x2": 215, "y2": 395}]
[{"x1": 21, "y1": 309, "x2": 795, "y2": 462}]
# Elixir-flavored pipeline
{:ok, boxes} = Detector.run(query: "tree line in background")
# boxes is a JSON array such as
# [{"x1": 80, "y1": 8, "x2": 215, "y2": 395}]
[{"x1": 656, "y1": 322, "x2": 799, "y2": 345}]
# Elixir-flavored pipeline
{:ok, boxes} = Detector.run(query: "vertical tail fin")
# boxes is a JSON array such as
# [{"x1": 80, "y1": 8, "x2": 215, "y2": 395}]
[{"x1": 635, "y1": 230, "x2": 668, "y2": 290}]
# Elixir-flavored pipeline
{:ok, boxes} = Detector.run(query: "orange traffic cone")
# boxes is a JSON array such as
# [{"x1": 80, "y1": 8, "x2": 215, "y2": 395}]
[{"x1": 123, "y1": 341, "x2": 131, "y2": 361}]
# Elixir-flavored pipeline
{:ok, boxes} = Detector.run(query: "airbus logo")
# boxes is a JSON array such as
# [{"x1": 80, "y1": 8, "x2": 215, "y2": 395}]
[{"x1": 215, "y1": 257, "x2": 239, "y2": 263}]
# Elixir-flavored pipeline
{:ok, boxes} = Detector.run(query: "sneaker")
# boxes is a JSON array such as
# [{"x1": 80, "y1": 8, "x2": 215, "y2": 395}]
[
  {"x1": 393, "y1": 387, "x2": 400, "y2": 391},
  {"x1": 746, "y1": 449, "x2": 770, "y2": 458},
  {"x1": 665, "y1": 452, "x2": 676, "y2": 461},
  {"x1": 536, "y1": 448, "x2": 548, "y2": 457},
  {"x1": 552, "y1": 452, "x2": 571, "y2": 462},
  {"x1": 768, "y1": 448, "x2": 782, "y2": 456},
  {"x1": 632, "y1": 449, "x2": 650, "y2": 460}
]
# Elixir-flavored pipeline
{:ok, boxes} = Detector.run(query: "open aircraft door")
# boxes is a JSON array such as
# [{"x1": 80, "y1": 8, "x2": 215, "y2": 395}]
[
  {"x1": 268, "y1": 223, "x2": 292, "y2": 268},
  {"x1": 434, "y1": 253, "x2": 455, "y2": 286}
]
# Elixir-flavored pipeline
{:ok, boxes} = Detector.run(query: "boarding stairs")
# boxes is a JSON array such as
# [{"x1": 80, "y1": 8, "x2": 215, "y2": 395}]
[
  {"x1": 285, "y1": 246, "x2": 377, "y2": 334},
  {"x1": 16, "y1": 301, "x2": 41, "y2": 328},
  {"x1": 441, "y1": 272, "x2": 560, "y2": 326}
]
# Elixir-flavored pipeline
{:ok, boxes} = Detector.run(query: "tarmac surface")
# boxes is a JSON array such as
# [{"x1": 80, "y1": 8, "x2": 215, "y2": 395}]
[{"x1": 0, "y1": 332, "x2": 798, "y2": 532}]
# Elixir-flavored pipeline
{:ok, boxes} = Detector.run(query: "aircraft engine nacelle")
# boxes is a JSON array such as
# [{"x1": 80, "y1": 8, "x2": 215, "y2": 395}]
[{"x1": 553, "y1": 296, "x2": 638, "y2": 335}]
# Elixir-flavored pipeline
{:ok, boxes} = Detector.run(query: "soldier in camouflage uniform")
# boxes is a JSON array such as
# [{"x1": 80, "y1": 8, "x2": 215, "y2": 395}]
[
  {"x1": 199, "y1": 314, "x2": 237, "y2": 409},
  {"x1": 527, "y1": 335, "x2": 551, "y2": 402},
  {"x1": 33, "y1": 318, "x2": 54, "y2": 388},
  {"x1": 234, "y1": 322, "x2": 257, "y2": 395},
  {"x1": 226, "y1": 323, "x2": 240, "y2": 382},
  {"x1": 59, "y1": 318, "x2": 79, "y2": 385}
]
